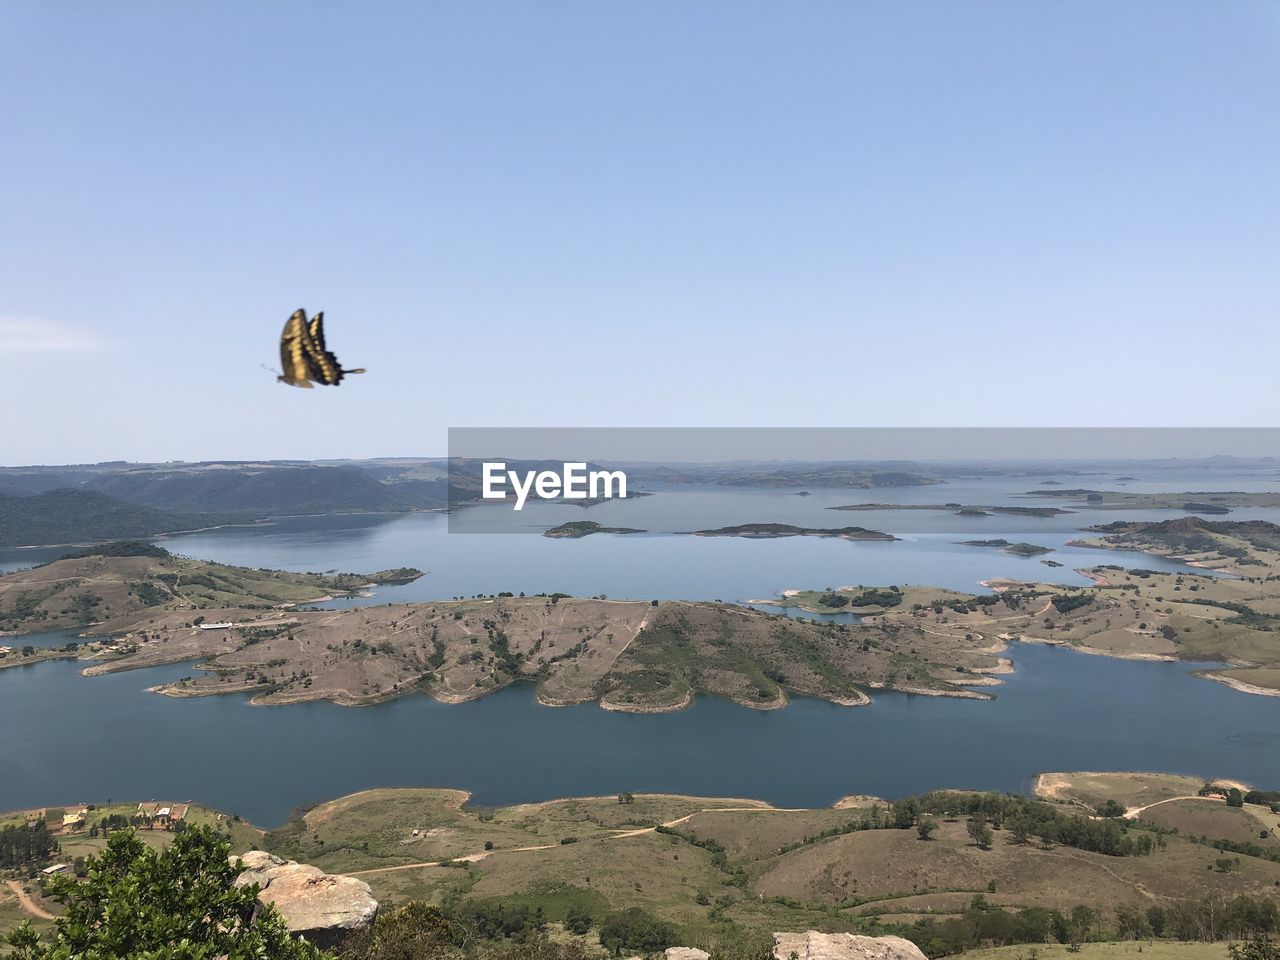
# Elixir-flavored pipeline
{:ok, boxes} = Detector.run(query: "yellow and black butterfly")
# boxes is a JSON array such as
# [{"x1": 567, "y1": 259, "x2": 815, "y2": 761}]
[{"x1": 277, "y1": 309, "x2": 366, "y2": 388}]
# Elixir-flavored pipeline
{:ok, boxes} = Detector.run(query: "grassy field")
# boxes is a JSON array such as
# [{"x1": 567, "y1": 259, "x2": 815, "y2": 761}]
[
  {"x1": 7, "y1": 783, "x2": 1280, "y2": 947},
  {"x1": 240, "y1": 786, "x2": 1280, "y2": 938},
  {"x1": 748, "y1": 817, "x2": 1280, "y2": 914},
  {"x1": 1136, "y1": 800, "x2": 1279, "y2": 851},
  {"x1": 1033, "y1": 772, "x2": 1209, "y2": 811},
  {"x1": 959, "y1": 942, "x2": 1233, "y2": 960}
]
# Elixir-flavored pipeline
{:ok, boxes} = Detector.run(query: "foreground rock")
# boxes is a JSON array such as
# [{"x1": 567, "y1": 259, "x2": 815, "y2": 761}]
[
  {"x1": 233, "y1": 850, "x2": 378, "y2": 947},
  {"x1": 774, "y1": 932, "x2": 928, "y2": 960},
  {"x1": 665, "y1": 949, "x2": 711, "y2": 960}
]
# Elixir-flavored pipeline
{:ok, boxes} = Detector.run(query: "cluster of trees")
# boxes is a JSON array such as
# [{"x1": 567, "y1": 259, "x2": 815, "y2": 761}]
[
  {"x1": 900, "y1": 895, "x2": 1098, "y2": 957},
  {"x1": 1050, "y1": 593, "x2": 1094, "y2": 614},
  {"x1": 765, "y1": 791, "x2": 1162, "y2": 860},
  {"x1": 889, "y1": 792, "x2": 1160, "y2": 857},
  {"x1": 336, "y1": 901, "x2": 682, "y2": 960},
  {"x1": 58, "y1": 541, "x2": 172, "y2": 560},
  {"x1": 339, "y1": 897, "x2": 677, "y2": 957},
  {"x1": 483, "y1": 620, "x2": 523, "y2": 676},
  {"x1": 898, "y1": 892, "x2": 1280, "y2": 958},
  {"x1": 0, "y1": 820, "x2": 58, "y2": 870},
  {"x1": 655, "y1": 826, "x2": 747, "y2": 886},
  {"x1": 935, "y1": 593, "x2": 1006, "y2": 615},
  {"x1": 596, "y1": 907, "x2": 679, "y2": 955},
  {"x1": 444, "y1": 901, "x2": 549, "y2": 941},
  {"x1": 818, "y1": 588, "x2": 903, "y2": 609},
  {"x1": 1116, "y1": 895, "x2": 1279, "y2": 943},
  {"x1": 846, "y1": 588, "x2": 903, "y2": 608}
]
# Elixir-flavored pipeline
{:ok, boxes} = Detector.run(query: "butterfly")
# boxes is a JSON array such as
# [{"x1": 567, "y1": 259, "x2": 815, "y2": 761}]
[{"x1": 277, "y1": 309, "x2": 366, "y2": 388}]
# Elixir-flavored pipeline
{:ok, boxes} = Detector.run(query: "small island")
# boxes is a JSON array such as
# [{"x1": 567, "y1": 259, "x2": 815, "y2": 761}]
[
  {"x1": 543, "y1": 520, "x2": 646, "y2": 538},
  {"x1": 957, "y1": 539, "x2": 1054, "y2": 556},
  {"x1": 686, "y1": 523, "x2": 897, "y2": 541},
  {"x1": 1023, "y1": 489, "x2": 1280, "y2": 512},
  {"x1": 829, "y1": 503, "x2": 1070, "y2": 518}
]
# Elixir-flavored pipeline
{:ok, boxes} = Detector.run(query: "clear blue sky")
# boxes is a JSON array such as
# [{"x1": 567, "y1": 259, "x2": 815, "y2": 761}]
[{"x1": 2, "y1": 2, "x2": 1278, "y2": 465}]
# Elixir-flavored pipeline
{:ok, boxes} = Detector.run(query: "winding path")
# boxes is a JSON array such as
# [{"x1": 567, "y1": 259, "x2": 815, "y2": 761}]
[
  {"x1": 5, "y1": 880, "x2": 55, "y2": 921},
  {"x1": 1124, "y1": 794, "x2": 1223, "y2": 820}
]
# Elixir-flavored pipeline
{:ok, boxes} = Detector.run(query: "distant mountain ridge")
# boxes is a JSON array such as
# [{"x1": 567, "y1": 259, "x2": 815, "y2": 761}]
[
  {"x1": 0, "y1": 462, "x2": 452, "y2": 534},
  {"x1": 85, "y1": 464, "x2": 444, "y2": 515},
  {"x1": 0, "y1": 490, "x2": 237, "y2": 548}
]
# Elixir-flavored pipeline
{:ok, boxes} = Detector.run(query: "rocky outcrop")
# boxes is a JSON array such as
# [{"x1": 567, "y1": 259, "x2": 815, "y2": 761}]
[
  {"x1": 665, "y1": 949, "x2": 711, "y2": 960},
  {"x1": 232, "y1": 850, "x2": 378, "y2": 947},
  {"x1": 774, "y1": 932, "x2": 928, "y2": 960}
]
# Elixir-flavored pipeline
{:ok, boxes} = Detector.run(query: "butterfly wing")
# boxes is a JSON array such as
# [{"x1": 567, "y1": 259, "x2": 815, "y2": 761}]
[
  {"x1": 279, "y1": 310, "x2": 316, "y2": 388},
  {"x1": 302, "y1": 311, "x2": 364, "y2": 385},
  {"x1": 308, "y1": 311, "x2": 328, "y2": 354}
]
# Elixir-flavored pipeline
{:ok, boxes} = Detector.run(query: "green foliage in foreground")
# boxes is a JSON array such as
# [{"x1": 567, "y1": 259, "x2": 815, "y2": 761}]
[
  {"x1": 337, "y1": 901, "x2": 691, "y2": 960},
  {"x1": 5, "y1": 826, "x2": 326, "y2": 960}
]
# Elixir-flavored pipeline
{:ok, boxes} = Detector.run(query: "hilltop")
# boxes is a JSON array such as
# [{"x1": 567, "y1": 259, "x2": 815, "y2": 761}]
[
  {"x1": 0, "y1": 542, "x2": 423, "y2": 637},
  {"x1": 86, "y1": 594, "x2": 1006, "y2": 709},
  {"x1": 0, "y1": 461, "x2": 453, "y2": 547},
  {"x1": 763, "y1": 564, "x2": 1280, "y2": 696},
  {"x1": 1075, "y1": 517, "x2": 1280, "y2": 576},
  {"x1": 0, "y1": 489, "x2": 240, "y2": 548}
]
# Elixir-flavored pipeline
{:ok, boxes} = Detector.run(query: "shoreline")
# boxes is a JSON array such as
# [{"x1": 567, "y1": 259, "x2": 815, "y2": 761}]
[
  {"x1": 1196, "y1": 669, "x2": 1280, "y2": 699},
  {"x1": 1000, "y1": 632, "x2": 1178, "y2": 663}
]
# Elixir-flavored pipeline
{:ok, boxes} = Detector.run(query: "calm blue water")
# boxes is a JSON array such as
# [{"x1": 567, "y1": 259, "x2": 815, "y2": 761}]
[
  {"x1": 129, "y1": 507, "x2": 1228, "y2": 609},
  {"x1": 1, "y1": 642, "x2": 1276, "y2": 828},
  {"x1": 1, "y1": 473, "x2": 1277, "y2": 827}
]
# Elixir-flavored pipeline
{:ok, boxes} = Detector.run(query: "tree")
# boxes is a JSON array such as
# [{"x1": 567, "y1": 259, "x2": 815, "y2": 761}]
[
  {"x1": 5, "y1": 826, "x2": 326, "y2": 960},
  {"x1": 337, "y1": 903, "x2": 452, "y2": 960},
  {"x1": 916, "y1": 817, "x2": 938, "y2": 841},
  {"x1": 617, "y1": 792, "x2": 635, "y2": 805},
  {"x1": 1231, "y1": 938, "x2": 1280, "y2": 960},
  {"x1": 565, "y1": 905, "x2": 593, "y2": 935},
  {"x1": 1095, "y1": 800, "x2": 1126, "y2": 818},
  {"x1": 597, "y1": 907, "x2": 678, "y2": 955},
  {"x1": 967, "y1": 814, "x2": 993, "y2": 850},
  {"x1": 892, "y1": 797, "x2": 920, "y2": 829},
  {"x1": 1008, "y1": 816, "x2": 1032, "y2": 845}
]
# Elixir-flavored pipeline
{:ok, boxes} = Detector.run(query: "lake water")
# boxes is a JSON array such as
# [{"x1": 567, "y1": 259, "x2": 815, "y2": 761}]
[
  {"x1": 2, "y1": 642, "x2": 1278, "y2": 828},
  {"x1": 2, "y1": 471, "x2": 1278, "y2": 826}
]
